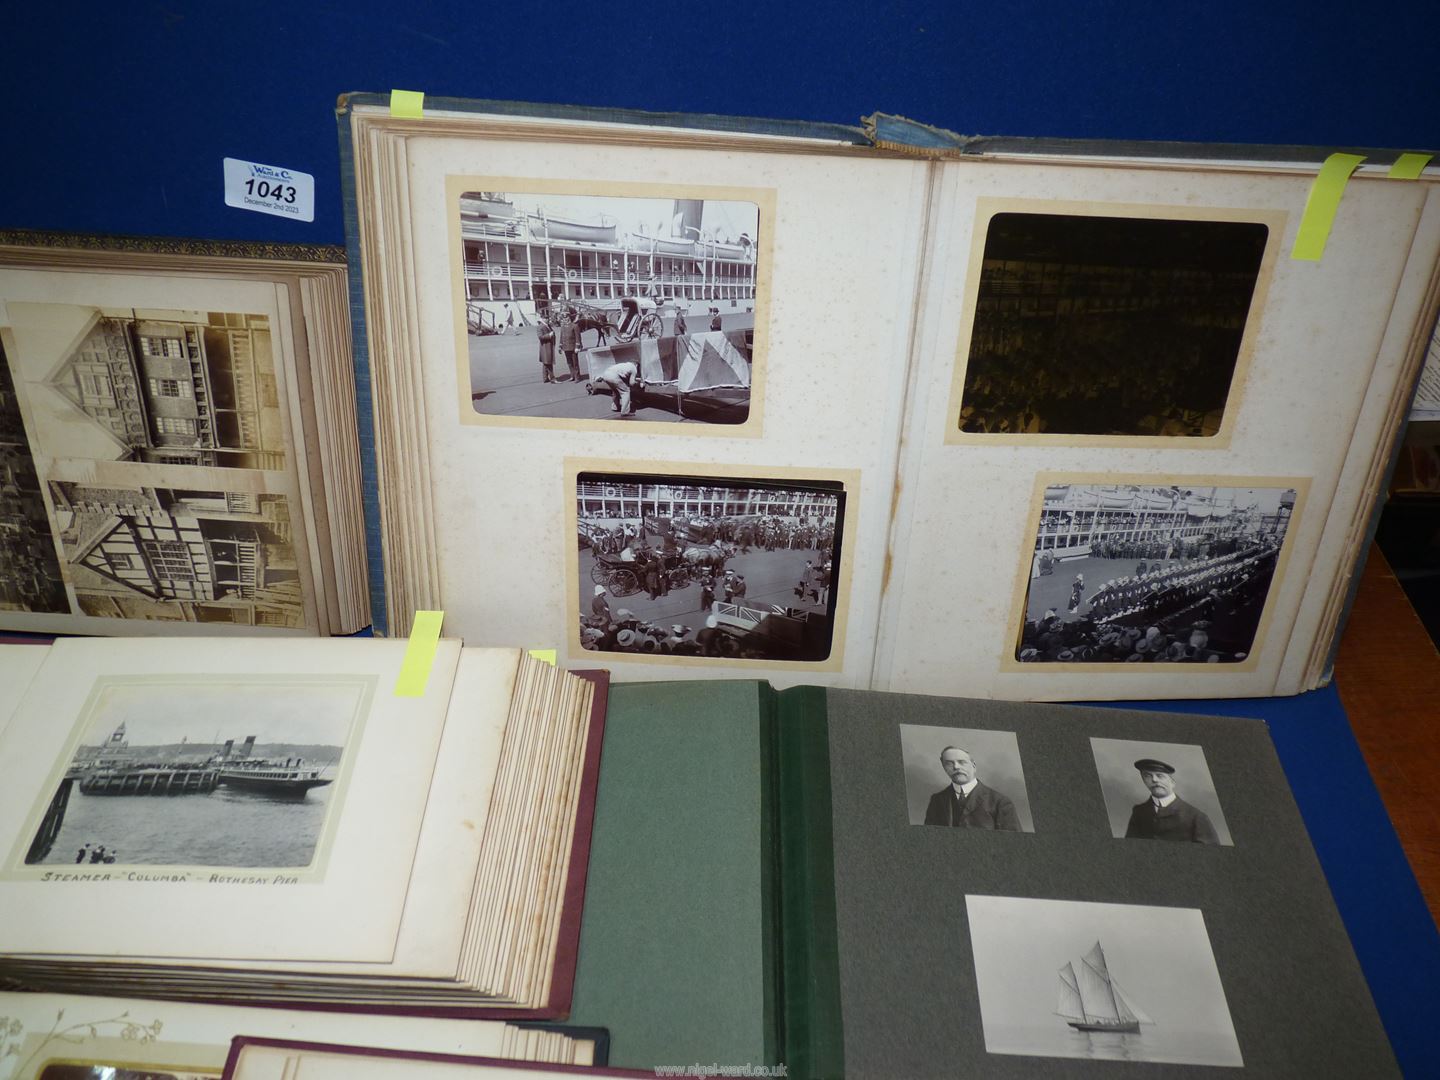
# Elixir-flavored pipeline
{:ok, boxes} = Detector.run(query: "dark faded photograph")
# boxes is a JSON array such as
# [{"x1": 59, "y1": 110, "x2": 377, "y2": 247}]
[
  {"x1": 48, "y1": 482, "x2": 305, "y2": 628},
  {"x1": 898, "y1": 724, "x2": 1033, "y2": 832},
  {"x1": 577, "y1": 473, "x2": 843, "y2": 662},
  {"x1": 17, "y1": 306, "x2": 285, "y2": 469},
  {"x1": 462, "y1": 190, "x2": 760, "y2": 425},
  {"x1": 24, "y1": 680, "x2": 360, "y2": 868},
  {"x1": 957, "y1": 212, "x2": 1269, "y2": 437},
  {"x1": 1018, "y1": 483, "x2": 1295, "y2": 664},
  {"x1": 967, "y1": 895, "x2": 1242, "y2": 1067},
  {"x1": 1091, "y1": 737, "x2": 1232, "y2": 845},
  {"x1": 0, "y1": 338, "x2": 68, "y2": 613}
]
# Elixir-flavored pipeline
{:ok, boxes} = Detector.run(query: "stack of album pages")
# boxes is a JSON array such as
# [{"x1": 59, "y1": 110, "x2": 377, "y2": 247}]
[
  {"x1": 0, "y1": 636, "x2": 606, "y2": 1017},
  {"x1": 0, "y1": 992, "x2": 603, "y2": 1080},
  {"x1": 0, "y1": 234, "x2": 370, "y2": 638}
]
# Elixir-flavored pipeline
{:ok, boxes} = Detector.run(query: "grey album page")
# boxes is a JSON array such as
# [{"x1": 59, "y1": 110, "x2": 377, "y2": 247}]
[{"x1": 821, "y1": 689, "x2": 1395, "y2": 1079}]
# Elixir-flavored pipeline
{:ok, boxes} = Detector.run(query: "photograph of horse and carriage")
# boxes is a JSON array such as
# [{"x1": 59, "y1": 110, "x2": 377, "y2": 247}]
[
  {"x1": 459, "y1": 188, "x2": 763, "y2": 426},
  {"x1": 575, "y1": 472, "x2": 844, "y2": 663}
]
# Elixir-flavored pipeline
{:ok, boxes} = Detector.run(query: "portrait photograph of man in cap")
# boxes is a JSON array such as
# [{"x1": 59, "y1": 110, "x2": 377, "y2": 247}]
[
  {"x1": 1089, "y1": 738, "x2": 1232, "y2": 845},
  {"x1": 898, "y1": 724, "x2": 1034, "y2": 832}
]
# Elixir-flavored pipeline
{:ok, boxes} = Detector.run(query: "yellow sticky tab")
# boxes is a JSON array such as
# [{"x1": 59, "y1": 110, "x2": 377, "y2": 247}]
[
  {"x1": 1291, "y1": 153, "x2": 1366, "y2": 261},
  {"x1": 390, "y1": 89, "x2": 425, "y2": 118},
  {"x1": 528, "y1": 649, "x2": 558, "y2": 666},
  {"x1": 394, "y1": 610, "x2": 444, "y2": 696},
  {"x1": 1389, "y1": 153, "x2": 1433, "y2": 180}
]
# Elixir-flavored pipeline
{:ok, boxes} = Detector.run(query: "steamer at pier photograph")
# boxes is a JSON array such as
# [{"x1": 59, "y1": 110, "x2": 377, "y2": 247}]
[
  {"x1": 574, "y1": 471, "x2": 845, "y2": 663},
  {"x1": 457, "y1": 187, "x2": 764, "y2": 427},
  {"x1": 22, "y1": 679, "x2": 363, "y2": 869}
]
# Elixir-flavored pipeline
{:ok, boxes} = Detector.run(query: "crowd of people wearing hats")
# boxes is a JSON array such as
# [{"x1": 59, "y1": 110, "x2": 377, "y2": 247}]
[
  {"x1": 581, "y1": 511, "x2": 835, "y2": 558},
  {"x1": 1019, "y1": 540, "x2": 1280, "y2": 664},
  {"x1": 581, "y1": 592, "x2": 761, "y2": 659},
  {"x1": 957, "y1": 313, "x2": 1239, "y2": 436}
]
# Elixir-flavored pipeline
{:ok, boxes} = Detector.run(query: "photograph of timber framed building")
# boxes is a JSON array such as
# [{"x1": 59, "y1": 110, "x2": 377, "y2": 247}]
[
  {"x1": 45, "y1": 309, "x2": 286, "y2": 470},
  {"x1": 48, "y1": 482, "x2": 304, "y2": 627},
  {"x1": 0, "y1": 341, "x2": 67, "y2": 613}
]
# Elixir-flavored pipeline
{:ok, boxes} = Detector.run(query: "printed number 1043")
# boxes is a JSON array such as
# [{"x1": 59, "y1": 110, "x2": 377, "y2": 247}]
[{"x1": 245, "y1": 179, "x2": 297, "y2": 203}]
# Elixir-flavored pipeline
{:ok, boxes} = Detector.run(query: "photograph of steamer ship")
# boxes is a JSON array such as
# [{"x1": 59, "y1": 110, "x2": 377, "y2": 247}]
[
  {"x1": 24, "y1": 680, "x2": 359, "y2": 868},
  {"x1": 576, "y1": 472, "x2": 844, "y2": 663},
  {"x1": 460, "y1": 190, "x2": 761, "y2": 425},
  {"x1": 1017, "y1": 482, "x2": 1296, "y2": 665}
]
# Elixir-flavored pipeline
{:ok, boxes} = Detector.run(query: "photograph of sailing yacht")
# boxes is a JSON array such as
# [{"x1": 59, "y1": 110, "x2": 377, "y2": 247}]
[
  {"x1": 952, "y1": 205, "x2": 1276, "y2": 441},
  {"x1": 456, "y1": 187, "x2": 763, "y2": 427},
  {"x1": 966, "y1": 894, "x2": 1242, "y2": 1067},
  {"x1": 20, "y1": 677, "x2": 364, "y2": 871},
  {"x1": 1015, "y1": 481, "x2": 1298, "y2": 666}
]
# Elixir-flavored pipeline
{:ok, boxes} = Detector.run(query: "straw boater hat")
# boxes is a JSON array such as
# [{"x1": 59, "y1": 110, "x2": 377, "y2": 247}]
[{"x1": 616, "y1": 629, "x2": 637, "y2": 648}]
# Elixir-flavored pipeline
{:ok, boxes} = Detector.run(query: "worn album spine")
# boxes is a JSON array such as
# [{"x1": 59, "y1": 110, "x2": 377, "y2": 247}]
[{"x1": 773, "y1": 685, "x2": 845, "y2": 1080}]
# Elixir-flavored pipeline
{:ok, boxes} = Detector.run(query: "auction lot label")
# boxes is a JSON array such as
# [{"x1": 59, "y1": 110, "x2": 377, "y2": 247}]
[{"x1": 223, "y1": 157, "x2": 315, "y2": 222}]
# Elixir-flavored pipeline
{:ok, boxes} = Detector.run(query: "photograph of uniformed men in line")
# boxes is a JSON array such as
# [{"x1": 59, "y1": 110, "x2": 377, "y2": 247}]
[
  {"x1": 460, "y1": 190, "x2": 760, "y2": 426},
  {"x1": 1090, "y1": 737, "x2": 1232, "y2": 845},
  {"x1": 957, "y1": 211, "x2": 1269, "y2": 437},
  {"x1": 898, "y1": 724, "x2": 1033, "y2": 832},
  {"x1": 1018, "y1": 482, "x2": 1295, "y2": 664}
]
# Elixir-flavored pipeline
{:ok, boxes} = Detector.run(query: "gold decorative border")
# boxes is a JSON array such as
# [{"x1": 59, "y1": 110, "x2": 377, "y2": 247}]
[{"x1": 0, "y1": 229, "x2": 345, "y2": 264}]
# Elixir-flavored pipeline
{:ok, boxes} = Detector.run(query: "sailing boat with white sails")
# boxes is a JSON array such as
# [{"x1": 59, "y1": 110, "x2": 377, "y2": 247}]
[{"x1": 1056, "y1": 941, "x2": 1155, "y2": 1034}]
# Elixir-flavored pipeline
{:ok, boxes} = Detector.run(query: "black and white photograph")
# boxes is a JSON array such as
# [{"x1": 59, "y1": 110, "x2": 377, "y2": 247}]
[
  {"x1": 48, "y1": 482, "x2": 306, "y2": 628},
  {"x1": 956, "y1": 210, "x2": 1270, "y2": 437},
  {"x1": 576, "y1": 472, "x2": 843, "y2": 662},
  {"x1": 898, "y1": 724, "x2": 1033, "y2": 832},
  {"x1": 0, "y1": 338, "x2": 67, "y2": 613},
  {"x1": 6, "y1": 305, "x2": 286, "y2": 470},
  {"x1": 1091, "y1": 737, "x2": 1232, "y2": 845},
  {"x1": 1017, "y1": 482, "x2": 1297, "y2": 664},
  {"x1": 460, "y1": 189, "x2": 761, "y2": 425},
  {"x1": 966, "y1": 894, "x2": 1243, "y2": 1067},
  {"x1": 23, "y1": 678, "x2": 363, "y2": 869}
]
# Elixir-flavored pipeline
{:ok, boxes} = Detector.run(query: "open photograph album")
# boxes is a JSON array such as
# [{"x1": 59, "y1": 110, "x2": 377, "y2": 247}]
[
  {"x1": 0, "y1": 992, "x2": 600, "y2": 1080},
  {"x1": 0, "y1": 637, "x2": 605, "y2": 1018},
  {"x1": 0, "y1": 234, "x2": 369, "y2": 638},
  {"x1": 342, "y1": 97, "x2": 1440, "y2": 700}
]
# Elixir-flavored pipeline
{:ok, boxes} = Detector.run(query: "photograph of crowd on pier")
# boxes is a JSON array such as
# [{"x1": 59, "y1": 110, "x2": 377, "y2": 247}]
[
  {"x1": 1017, "y1": 482, "x2": 1295, "y2": 665},
  {"x1": 577, "y1": 472, "x2": 844, "y2": 662},
  {"x1": 461, "y1": 189, "x2": 761, "y2": 425},
  {"x1": 956, "y1": 210, "x2": 1270, "y2": 438},
  {"x1": 24, "y1": 680, "x2": 359, "y2": 869},
  {"x1": 0, "y1": 338, "x2": 67, "y2": 614}
]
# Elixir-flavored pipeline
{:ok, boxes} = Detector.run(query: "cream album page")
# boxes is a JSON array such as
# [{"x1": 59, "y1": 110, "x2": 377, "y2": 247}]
[
  {"x1": 876, "y1": 159, "x2": 1440, "y2": 699},
  {"x1": 390, "y1": 114, "x2": 930, "y2": 688},
  {"x1": 0, "y1": 636, "x2": 461, "y2": 962}
]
